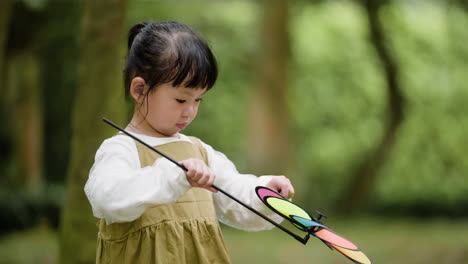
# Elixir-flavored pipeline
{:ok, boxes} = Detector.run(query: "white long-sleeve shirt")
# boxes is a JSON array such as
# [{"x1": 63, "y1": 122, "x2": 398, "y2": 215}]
[{"x1": 84, "y1": 132, "x2": 283, "y2": 231}]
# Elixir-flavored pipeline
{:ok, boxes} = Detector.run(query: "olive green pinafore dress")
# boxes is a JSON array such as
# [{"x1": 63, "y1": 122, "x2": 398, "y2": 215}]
[{"x1": 96, "y1": 137, "x2": 231, "y2": 264}]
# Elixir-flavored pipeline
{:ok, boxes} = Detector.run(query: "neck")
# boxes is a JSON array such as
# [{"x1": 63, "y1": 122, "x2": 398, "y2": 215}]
[{"x1": 126, "y1": 114, "x2": 175, "y2": 138}]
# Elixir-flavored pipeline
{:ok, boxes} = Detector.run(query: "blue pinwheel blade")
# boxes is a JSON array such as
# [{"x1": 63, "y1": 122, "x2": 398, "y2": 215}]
[{"x1": 291, "y1": 215, "x2": 327, "y2": 229}]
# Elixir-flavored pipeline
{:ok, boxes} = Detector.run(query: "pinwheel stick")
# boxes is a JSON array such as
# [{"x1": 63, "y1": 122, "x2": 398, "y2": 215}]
[{"x1": 102, "y1": 117, "x2": 309, "y2": 244}]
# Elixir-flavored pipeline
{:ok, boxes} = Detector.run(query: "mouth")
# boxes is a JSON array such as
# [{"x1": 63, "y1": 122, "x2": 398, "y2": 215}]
[{"x1": 176, "y1": 122, "x2": 189, "y2": 130}]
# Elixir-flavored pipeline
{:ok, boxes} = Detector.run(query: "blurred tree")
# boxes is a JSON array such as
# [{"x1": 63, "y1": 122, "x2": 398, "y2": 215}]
[
  {"x1": 59, "y1": 0, "x2": 128, "y2": 263},
  {"x1": 6, "y1": 0, "x2": 82, "y2": 190},
  {"x1": 248, "y1": 0, "x2": 294, "y2": 175},
  {"x1": 0, "y1": 0, "x2": 13, "y2": 188},
  {"x1": 0, "y1": 0, "x2": 82, "y2": 232},
  {"x1": 338, "y1": 0, "x2": 405, "y2": 214},
  {"x1": 8, "y1": 52, "x2": 44, "y2": 191},
  {"x1": 0, "y1": 0, "x2": 12, "y2": 88},
  {"x1": 455, "y1": 0, "x2": 468, "y2": 10},
  {"x1": 35, "y1": 0, "x2": 81, "y2": 187},
  {"x1": 5, "y1": 1, "x2": 46, "y2": 192}
]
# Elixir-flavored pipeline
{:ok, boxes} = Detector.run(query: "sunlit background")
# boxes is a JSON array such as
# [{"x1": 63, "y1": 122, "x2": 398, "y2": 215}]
[{"x1": 1, "y1": 0, "x2": 467, "y2": 263}]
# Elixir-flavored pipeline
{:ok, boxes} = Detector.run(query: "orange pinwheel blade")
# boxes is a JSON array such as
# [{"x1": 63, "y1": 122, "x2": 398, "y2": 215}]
[
  {"x1": 313, "y1": 228, "x2": 372, "y2": 264},
  {"x1": 327, "y1": 242, "x2": 373, "y2": 264}
]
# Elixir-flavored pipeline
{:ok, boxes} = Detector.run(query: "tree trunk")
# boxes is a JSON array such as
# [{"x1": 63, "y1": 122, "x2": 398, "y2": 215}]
[
  {"x1": 39, "y1": 0, "x2": 81, "y2": 185},
  {"x1": 337, "y1": 0, "x2": 405, "y2": 215},
  {"x1": 6, "y1": 50, "x2": 44, "y2": 193},
  {"x1": 59, "y1": 0, "x2": 128, "y2": 263},
  {"x1": 248, "y1": 0, "x2": 292, "y2": 175},
  {"x1": 0, "y1": 0, "x2": 12, "y2": 89},
  {"x1": 10, "y1": 53, "x2": 44, "y2": 190}
]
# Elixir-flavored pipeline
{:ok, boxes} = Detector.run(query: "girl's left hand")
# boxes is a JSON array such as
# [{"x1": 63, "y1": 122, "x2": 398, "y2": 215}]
[{"x1": 266, "y1": 176, "x2": 295, "y2": 198}]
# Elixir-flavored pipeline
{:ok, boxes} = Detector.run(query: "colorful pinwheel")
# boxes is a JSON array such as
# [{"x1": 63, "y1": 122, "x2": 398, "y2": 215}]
[{"x1": 256, "y1": 186, "x2": 373, "y2": 264}]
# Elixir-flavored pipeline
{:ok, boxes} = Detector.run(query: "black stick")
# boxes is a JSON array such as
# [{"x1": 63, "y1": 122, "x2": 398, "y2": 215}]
[{"x1": 102, "y1": 117, "x2": 309, "y2": 244}]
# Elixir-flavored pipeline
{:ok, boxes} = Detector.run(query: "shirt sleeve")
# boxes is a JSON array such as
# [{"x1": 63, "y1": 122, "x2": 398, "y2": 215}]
[
  {"x1": 84, "y1": 135, "x2": 191, "y2": 224},
  {"x1": 200, "y1": 141, "x2": 284, "y2": 231}
]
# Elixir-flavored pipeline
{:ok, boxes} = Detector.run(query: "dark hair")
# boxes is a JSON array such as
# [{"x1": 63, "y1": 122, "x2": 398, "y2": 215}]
[{"x1": 124, "y1": 21, "x2": 218, "y2": 101}]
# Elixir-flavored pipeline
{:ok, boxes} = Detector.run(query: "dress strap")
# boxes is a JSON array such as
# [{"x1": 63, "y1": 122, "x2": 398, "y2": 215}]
[{"x1": 187, "y1": 136, "x2": 208, "y2": 164}]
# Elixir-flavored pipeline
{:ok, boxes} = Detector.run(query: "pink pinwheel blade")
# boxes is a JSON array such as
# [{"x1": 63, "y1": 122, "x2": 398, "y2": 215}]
[{"x1": 257, "y1": 186, "x2": 284, "y2": 201}]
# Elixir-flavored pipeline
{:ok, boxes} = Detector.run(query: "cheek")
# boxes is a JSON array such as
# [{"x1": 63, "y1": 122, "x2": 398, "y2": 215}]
[
  {"x1": 145, "y1": 101, "x2": 168, "y2": 122},
  {"x1": 194, "y1": 105, "x2": 200, "y2": 116},
  {"x1": 188, "y1": 104, "x2": 200, "y2": 119},
  {"x1": 148, "y1": 95, "x2": 169, "y2": 113}
]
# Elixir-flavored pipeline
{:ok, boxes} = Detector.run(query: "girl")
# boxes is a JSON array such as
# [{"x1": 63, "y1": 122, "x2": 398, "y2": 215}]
[{"x1": 84, "y1": 21, "x2": 295, "y2": 264}]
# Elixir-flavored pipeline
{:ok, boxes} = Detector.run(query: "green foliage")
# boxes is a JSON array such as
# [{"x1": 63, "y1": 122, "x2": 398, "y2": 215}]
[
  {"x1": 18, "y1": 0, "x2": 47, "y2": 10},
  {"x1": 129, "y1": 0, "x2": 468, "y2": 215},
  {"x1": 289, "y1": 1, "x2": 387, "y2": 209},
  {"x1": 375, "y1": 2, "x2": 468, "y2": 215},
  {"x1": 2, "y1": 1, "x2": 468, "y2": 236}
]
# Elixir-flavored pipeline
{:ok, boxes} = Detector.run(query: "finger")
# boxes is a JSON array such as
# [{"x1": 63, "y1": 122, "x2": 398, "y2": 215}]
[
  {"x1": 190, "y1": 180, "x2": 201, "y2": 188},
  {"x1": 199, "y1": 167, "x2": 215, "y2": 192},
  {"x1": 283, "y1": 188, "x2": 295, "y2": 198},
  {"x1": 182, "y1": 159, "x2": 202, "y2": 180},
  {"x1": 289, "y1": 185, "x2": 295, "y2": 198},
  {"x1": 182, "y1": 161, "x2": 196, "y2": 179},
  {"x1": 191, "y1": 163, "x2": 203, "y2": 181},
  {"x1": 197, "y1": 167, "x2": 210, "y2": 185},
  {"x1": 201, "y1": 175, "x2": 214, "y2": 191},
  {"x1": 206, "y1": 172, "x2": 215, "y2": 187},
  {"x1": 273, "y1": 177, "x2": 294, "y2": 198},
  {"x1": 284, "y1": 183, "x2": 295, "y2": 198},
  {"x1": 191, "y1": 172, "x2": 201, "y2": 181},
  {"x1": 207, "y1": 186, "x2": 218, "y2": 193},
  {"x1": 187, "y1": 169, "x2": 196, "y2": 180}
]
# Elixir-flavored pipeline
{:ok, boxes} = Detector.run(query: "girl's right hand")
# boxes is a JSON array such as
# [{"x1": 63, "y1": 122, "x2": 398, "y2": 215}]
[{"x1": 180, "y1": 158, "x2": 217, "y2": 193}]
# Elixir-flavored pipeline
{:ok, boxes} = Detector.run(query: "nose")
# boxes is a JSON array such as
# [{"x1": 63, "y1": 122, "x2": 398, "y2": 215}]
[{"x1": 182, "y1": 104, "x2": 196, "y2": 118}]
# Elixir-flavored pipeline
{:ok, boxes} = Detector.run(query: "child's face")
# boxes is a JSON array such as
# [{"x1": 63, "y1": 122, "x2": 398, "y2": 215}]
[{"x1": 139, "y1": 83, "x2": 206, "y2": 137}]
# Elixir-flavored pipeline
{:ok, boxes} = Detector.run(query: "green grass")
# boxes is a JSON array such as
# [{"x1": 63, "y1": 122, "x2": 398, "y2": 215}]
[
  {"x1": 222, "y1": 217, "x2": 468, "y2": 264},
  {"x1": 0, "y1": 226, "x2": 57, "y2": 264},
  {"x1": 1, "y1": 217, "x2": 467, "y2": 264}
]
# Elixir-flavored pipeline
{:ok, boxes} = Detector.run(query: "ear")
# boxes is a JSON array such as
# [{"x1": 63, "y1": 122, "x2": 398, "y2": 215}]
[{"x1": 129, "y1": 77, "x2": 148, "y2": 103}]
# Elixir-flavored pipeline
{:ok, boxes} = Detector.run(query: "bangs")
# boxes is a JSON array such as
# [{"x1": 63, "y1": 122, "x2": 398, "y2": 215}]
[{"x1": 157, "y1": 33, "x2": 218, "y2": 89}]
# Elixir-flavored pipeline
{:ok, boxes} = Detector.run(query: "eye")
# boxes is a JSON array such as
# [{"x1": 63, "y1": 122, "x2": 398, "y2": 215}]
[
  {"x1": 176, "y1": 99, "x2": 186, "y2": 103},
  {"x1": 196, "y1": 98, "x2": 203, "y2": 102}
]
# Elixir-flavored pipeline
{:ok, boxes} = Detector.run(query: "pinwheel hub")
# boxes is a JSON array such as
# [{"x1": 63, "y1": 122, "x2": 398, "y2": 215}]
[{"x1": 315, "y1": 210, "x2": 327, "y2": 221}]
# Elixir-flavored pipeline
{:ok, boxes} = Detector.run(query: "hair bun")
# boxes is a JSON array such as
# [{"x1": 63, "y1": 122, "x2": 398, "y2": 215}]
[{"x1": 128, "y1": 22, "x2": 149, "y2": 51}]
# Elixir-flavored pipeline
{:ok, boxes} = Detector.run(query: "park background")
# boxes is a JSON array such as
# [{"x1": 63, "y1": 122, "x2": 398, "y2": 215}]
[{"x1": 1, "y1": 0, "x2": 467, "y2": 263}]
